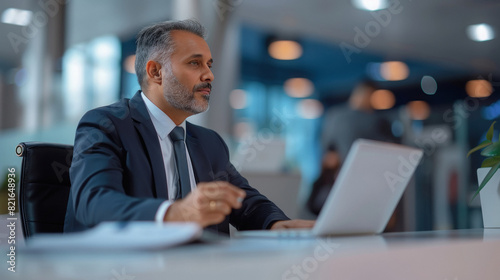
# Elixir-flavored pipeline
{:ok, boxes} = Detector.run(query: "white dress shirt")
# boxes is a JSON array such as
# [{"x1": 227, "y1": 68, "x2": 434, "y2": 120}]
[{"x1": 141, "y1": 92, "x2": 197, "y2": 223}]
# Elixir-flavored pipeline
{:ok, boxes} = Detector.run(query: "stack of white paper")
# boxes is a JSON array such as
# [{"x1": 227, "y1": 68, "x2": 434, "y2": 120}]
[{"x1": 25, "y1": 222, "x2": 202, "y2": 251}]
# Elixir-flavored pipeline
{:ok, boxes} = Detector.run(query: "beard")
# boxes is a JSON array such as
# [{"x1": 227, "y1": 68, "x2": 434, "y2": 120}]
[{"x1": 163, "y1": 69, "x2": 211, "y2": 115}]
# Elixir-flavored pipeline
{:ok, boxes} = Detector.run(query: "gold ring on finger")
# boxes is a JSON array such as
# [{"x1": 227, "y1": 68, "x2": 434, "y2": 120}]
[{"x1": 209, "y1": 200, "x2": 217, "y2": 211}]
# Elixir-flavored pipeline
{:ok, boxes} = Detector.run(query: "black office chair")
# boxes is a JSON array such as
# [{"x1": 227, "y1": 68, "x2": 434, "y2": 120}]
[{"x1": 16, "y1": 142, "x2": 73, "y2": 239}]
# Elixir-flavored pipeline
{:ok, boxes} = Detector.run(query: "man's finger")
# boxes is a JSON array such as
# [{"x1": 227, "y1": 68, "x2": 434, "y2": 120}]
[
  {"x1": 199, "y1": 181, "x2": 246, "y2": 208},
  {"x1": 292, "y1": 220, "x2": 316, "y2": 228},
  {"x1": 213, "y1": 181, "x2": 246, "y2": 198},
  {"x1": 207, "y1": 201, "x2": 231, "y2": 215}
]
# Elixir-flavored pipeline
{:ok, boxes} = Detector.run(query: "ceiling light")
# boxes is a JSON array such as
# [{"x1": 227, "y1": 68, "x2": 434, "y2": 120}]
[
  {"x1": 1, "y1": 8, "x2": 33, "y2": 26},
  {"x1": 268, "y1": 40, "x2": 302, "y2": 60},
  {"x1": 467, "y1": 24, "x2": 495, "y2": 42},
  {"x1": 380, "y1": 61, "x2": 409, "y2": 81},
  {"x1": 421, "y1": 75, "x2": 437, "y2": 95},
  {"x1": 370, "y1": 89, "x2": 395, "y2": 110},
  {"x1": 284, "y1": 78, "x2": 314, "y2": 98},
  {"x1": 352, "y1": 0, "x2": 390, "y2": 11},
  {"x1": 407, "y1": 101, "x2": 430, "y2": 120},
  {"x1": 466, "y1": 79, "x2": 493, "y2": 98}
]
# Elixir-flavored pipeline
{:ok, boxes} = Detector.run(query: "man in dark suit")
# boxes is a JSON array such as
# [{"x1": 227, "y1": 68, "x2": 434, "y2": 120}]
[{"x1": 64, "y1": 19, "x2": 313, "y2": 234}]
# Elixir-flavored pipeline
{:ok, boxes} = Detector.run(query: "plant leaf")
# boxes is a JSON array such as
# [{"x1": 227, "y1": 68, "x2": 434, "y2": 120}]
[
  {"x1": 481, "y1": 141, "x2": 500, "y2": 157},
  {"x1": 481, "y1": 156, "x2": 500, "y2": 168},
  {"x1": 486, "y1": 121, "x2": 496, "y2": 142},
  {"x1": 467, "y1": 140, "x2": 492, "y2": 158},
  {"x1": 471, "y1": 161, "x2": 500, "y2": 201}
]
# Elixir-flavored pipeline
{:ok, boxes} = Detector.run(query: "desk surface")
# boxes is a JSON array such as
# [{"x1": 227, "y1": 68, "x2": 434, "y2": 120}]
[{"x1": 2, "y1": 228, "x2": 500, "y2": 280}]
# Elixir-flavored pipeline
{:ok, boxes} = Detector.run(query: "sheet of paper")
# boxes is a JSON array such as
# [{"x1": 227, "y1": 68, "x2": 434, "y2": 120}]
[{"x1": 25, "y1": 222, "x2": 202, "y2": 251}]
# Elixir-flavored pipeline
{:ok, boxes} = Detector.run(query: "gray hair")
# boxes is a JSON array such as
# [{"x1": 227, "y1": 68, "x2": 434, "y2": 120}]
[{"x1": 134, "y1": 19, "x2": 207, "y2": 89}]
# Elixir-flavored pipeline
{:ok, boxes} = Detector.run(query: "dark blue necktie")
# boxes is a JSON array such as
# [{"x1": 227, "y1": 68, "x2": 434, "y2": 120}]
[{"x1": 169, "y1": 127, "x2": 191, "y2": 199}]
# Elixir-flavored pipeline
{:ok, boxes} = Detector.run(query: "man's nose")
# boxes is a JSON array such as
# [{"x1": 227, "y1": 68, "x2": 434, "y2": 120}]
[{"x1": 201, "y1": 66, "x2": 214, "y2": 82}]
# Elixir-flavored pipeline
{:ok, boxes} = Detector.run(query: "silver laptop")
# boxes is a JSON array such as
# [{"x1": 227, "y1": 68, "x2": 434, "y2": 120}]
[{"x1": 235, "y1": 139, "x2": 423, "y2": 238}]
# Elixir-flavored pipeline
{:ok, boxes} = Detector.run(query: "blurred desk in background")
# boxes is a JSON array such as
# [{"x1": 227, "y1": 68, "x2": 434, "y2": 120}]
[{"x1": 2, "y1": 228, "x2": 499, "y2": 280}]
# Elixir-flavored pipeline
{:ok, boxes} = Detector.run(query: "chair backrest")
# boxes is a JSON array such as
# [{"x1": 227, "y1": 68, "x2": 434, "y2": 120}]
[{"x1": 16, "y1": 142, "x2": 73, "y2": 239}]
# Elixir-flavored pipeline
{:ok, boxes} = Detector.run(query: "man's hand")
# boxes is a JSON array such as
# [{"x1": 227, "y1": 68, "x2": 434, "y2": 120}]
[
  {"x1": 270, "y1": 219, "x2": 315, "y2": 230},
  {"x1": 164, "y1": 181, "x2": 246, "y2": 227}
]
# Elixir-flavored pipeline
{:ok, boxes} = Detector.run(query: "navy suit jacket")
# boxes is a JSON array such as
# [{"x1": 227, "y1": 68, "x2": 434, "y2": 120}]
[{"x1": 64, "y1": 91, "x2": 289, "y2": 234}]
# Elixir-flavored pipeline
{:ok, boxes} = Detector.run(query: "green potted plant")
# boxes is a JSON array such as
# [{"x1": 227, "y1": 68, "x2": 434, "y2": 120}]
[{"x1": 467, "y1": 121, "x2": 500, "y2": 228}]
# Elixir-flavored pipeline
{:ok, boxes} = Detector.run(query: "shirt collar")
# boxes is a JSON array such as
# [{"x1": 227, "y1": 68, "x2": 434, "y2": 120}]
[{"x1": 141, "y1": 92, "x2": 186, "y2": 140}]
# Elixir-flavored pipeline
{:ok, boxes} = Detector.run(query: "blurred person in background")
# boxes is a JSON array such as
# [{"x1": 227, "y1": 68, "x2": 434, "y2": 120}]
[
  {"x1": 308, "y1": 80, "x2": 399, "y2": 226},
  {"x1": 321, "y1": 80, "x2": 396, "y2": 161},
  {"x1": 307, "y1": 145, "x2": 341, "y2": 215}
]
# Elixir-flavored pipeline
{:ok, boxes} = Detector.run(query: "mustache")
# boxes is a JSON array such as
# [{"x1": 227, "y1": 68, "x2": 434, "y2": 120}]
[{"x1": 193, "y1": 83, "x2": 212, "y2": 91}]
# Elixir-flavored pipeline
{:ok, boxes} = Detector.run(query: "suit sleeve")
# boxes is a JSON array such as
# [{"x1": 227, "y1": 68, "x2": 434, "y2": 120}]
[
  {"x1": 209, "y1": 131, "x2": 290, "y2": 230},
  {"x1": 68, "y1": 109, "x2": 164, "y2": 228}
]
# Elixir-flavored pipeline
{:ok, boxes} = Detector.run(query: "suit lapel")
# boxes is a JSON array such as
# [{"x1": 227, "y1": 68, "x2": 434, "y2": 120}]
[
  {"x1": 186, "y1": 123, "x2": 214, "y2": 183},
  {"x1": 129, "y1": 91, "x2": 168, "y2": 199}
]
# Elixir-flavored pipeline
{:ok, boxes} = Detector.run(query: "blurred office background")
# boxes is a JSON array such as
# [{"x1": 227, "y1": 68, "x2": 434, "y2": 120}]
[{"x1": 0, "y1": 0, "x2": 499, "y2": 231}]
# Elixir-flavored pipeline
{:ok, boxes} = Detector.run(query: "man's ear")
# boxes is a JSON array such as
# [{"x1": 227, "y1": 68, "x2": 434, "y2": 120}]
[{"x1": 145, "y1": 60, "x2": 162, "y2": 85}]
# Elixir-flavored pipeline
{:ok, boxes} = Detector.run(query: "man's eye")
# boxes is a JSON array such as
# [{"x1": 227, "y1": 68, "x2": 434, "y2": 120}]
[{"x1": 190, "y1": 61, "x2": 199, "y2": 66}]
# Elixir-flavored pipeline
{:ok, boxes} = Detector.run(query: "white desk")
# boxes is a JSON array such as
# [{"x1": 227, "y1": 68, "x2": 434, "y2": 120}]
[{"x1": 1, "y1": 229, "x2": 499, "y2": 280}]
